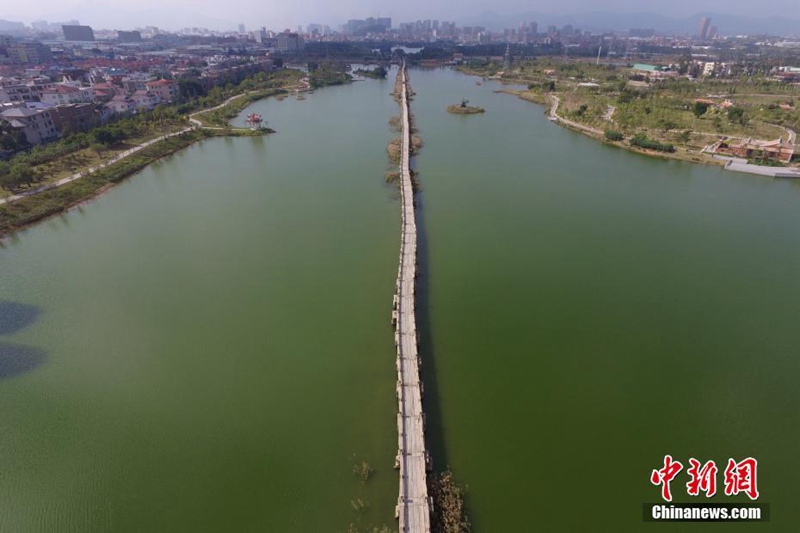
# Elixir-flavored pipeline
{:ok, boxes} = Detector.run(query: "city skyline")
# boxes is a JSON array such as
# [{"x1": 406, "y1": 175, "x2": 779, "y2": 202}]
[{"x1": 3, "y1": 0, "x2": 800, "y2": 33}]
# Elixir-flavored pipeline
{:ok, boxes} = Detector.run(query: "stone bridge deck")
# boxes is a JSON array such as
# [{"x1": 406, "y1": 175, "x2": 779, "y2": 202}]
[{"x1": 392, "y1": 64, "x2": 432, "y2": 533}]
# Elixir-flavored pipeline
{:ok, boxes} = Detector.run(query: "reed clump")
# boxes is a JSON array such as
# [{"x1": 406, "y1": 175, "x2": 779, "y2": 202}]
[{"x1": 429, "y1": 470, "x2": 471, "y2": 533}]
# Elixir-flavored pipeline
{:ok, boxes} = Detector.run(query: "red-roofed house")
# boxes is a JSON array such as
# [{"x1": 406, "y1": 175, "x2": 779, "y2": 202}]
[
  {"x1": 145, "y1": 79, "x2": 179, "y2": 103},
  {"x1": 132, "y1": 90, "x2": 160, "y2": 111},
  {"x1": 716, "y1": 138, "x2": 795, "y2": 163},
  {"x1": 40, "y1": 84, "x2": 93, "y2": 105}
]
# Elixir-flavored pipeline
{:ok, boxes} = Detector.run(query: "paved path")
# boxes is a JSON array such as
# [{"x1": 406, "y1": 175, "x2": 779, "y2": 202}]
[
  {"x1": 392, "y1": 63, "x2": 432, "y2": 533},
  {"x1": 1, "y1": 89, "x2": 275, "y2": 206},
  {"x1": 187, "y1": 91, "x2": 252, "y2": 127},
  {"x1": 0, "y1": 127, "x2": 192, "y2": 205},
  {"x1": 548, "y1": 95, "x2": 603, "y2": 135}
]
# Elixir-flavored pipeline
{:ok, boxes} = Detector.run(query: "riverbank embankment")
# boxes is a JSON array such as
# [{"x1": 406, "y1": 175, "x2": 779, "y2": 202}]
[
  {"x1": 0, "y1": 82, "x2": 297, "y2": 238},
  {"x1": 461, "y1": 63, "x2": 799, "y2": 175},
  {"x1": 0, "y1": 129, "x2": 254, "y2": 237}
]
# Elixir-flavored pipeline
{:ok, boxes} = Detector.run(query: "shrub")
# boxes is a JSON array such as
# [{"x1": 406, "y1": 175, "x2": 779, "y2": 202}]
[{"x1": 630, "y1": 134, "x2": 675, "y2": 153}]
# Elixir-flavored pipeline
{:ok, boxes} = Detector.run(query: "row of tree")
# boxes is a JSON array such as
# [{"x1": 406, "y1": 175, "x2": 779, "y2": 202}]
[{"x1": 0, "y1": 162, "x2": 38, "y2": 191}]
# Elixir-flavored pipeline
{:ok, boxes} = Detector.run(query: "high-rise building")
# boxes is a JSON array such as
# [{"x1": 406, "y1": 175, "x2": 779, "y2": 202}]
[
  {"x1": 276, "y1": 31, "x2": 303, "y2": 52},
  {"x1": 707, "y1": 26, "x2": 718, "y2": 39},
  {"x1": 62, "y1": 25, "x2": 95, "y2": 41},
  {"x1": 117, "y1": 30, "x2": 142, "y2": 43},
  {"x1": 238, "y1": 23, "x2": 245, "y2": 34},
  {"x1": 697, "y1": 17, "x2": 712, "y2": 40},
  {"x1": 8, "y1": 42, "x2": 53, "y2": 64}
]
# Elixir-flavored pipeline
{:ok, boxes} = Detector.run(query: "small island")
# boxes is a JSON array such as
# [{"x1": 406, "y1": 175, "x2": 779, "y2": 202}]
[
  {"x1": 353, "y1": 65, "x2": 388, "y2": 79},
  {"x1": 447, "y1": 99, "x2": 485, "y2": 115}
]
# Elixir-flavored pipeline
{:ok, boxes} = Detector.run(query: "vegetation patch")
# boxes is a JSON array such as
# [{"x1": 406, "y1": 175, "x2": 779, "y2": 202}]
[
  {"x1": 629, "y1": 134, "x2": 676, "y2": 153},
  {"x1": 447, "y1": 100, "x2": 485, "y2": 115},
  {"x1": 385, "y1": 171, "x2": 401, "y2": 185},
  {"x1": 0, "y1": 130, "x2": 214, "y2": 236},
  {"x1": 352, "y1": 460, "x2": 375, "y2": 483},
  {"x1": 411, "y1": 135, "x2": 424, "y2": 154},
  {"x1": 309, "y1": 61, "x2": 352, "y2": 88},
  {"x1": 429, "y1": 470, "x2": 471, "y2": 533},
  {"x1": 354, "y1": 66, "x2": 388, "y2": 79},
  {"x1": 386, "y1": 138, "x2": 402, "y2": 164}
]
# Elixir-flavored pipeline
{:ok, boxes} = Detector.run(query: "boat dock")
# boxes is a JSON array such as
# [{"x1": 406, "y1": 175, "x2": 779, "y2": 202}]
[{"x1": 391, "y1": 64, "x2": 432, "y2": 533}]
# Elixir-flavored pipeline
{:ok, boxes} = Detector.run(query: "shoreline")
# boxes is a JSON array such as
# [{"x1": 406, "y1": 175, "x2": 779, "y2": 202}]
[
  {"x1": 0, "y1": 130, "x2": 209, "y2": 240},
  {"x1": 459, "y1": 66, "x2": 797, "y2": 174},
  {"x1": 495, "y1": 88, "x2": 728, "y2": 168},
  {"x1": 0, "y1": 86, "x2": 292, "y2": 240}
]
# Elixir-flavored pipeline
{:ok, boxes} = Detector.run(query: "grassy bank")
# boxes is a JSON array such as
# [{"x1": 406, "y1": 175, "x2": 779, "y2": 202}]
[
  {"x1": 0, "y1": 68, "x2": 310, "y2": 236},
  {"x1": 0, "y1": 129, "x2": 262, "y2": 237},
  {"x1": 460, "y1": 60, "x2": 800, "y2": 169},
  {"x1": 193, "y1": 88, "x2": 287, "y2": 127}
]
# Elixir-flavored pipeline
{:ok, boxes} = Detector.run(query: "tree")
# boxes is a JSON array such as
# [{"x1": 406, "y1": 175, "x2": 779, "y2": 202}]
[
  {"x1": 0, "y1": 171, "x2": 17, "y2": 191},
  {"x1": 661, "y1": 120, "x2": 678, "y2": 132},
  {"x1": 0, "y1": 161, "x2": 13, "y2": 190},
  {"x1": 728, "y1": 106, "x2": 746, "y2": 125},
  {"x1": 90, "y1": 143, "x2": 105, "y2": 158},
  {"x1": 178, "y1": 78, "x2": 206, "y2": 100},
  {"x1": 9, "y1": 163, "x2": 35, "y2": 188},
  {"x1": 692, "y1": 101, "x2": 709, "y2": 117}
]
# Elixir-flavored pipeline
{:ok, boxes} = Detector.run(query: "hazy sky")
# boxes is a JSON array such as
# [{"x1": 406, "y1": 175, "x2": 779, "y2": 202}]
[{"x1": 4, "y1": 0, "x2": 799, "y2": 31}]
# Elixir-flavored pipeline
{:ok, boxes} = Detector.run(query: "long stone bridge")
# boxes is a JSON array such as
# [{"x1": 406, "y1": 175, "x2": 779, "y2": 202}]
[{"x1": 391, "y1": 64, "x2": 432, "y2": 533}]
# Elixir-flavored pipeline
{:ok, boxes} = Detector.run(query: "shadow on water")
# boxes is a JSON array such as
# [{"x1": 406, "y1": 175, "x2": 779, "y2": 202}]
[
  {"x1": 0, "y1": 301, "x2": 42, "y2": 336},
  {"x1": 0, "y1": 301, "x2": 47, "y2": 379},
  {"x1": 0, "y1": 344, "x2": 47, "y2": 380},
  {"x1": 414, "y1": 188, "x2": 449, "y2": 473}
]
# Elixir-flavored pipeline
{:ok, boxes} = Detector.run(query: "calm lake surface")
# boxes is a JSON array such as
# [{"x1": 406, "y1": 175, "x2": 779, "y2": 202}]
[{"x1": 2, "y1": 67, "x2": 800, "y2": 531}]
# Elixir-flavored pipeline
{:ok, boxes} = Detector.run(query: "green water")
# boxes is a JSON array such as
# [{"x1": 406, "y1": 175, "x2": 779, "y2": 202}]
[
  {"x1": 0, "y1": 78, "x2": 399, "y2": 532},
  {"x1": 410, "y1": 68, "x2": 800, "y2": 530},
  {"x1": 2, "y1": 67, "x2": 800, "y2": 531}
]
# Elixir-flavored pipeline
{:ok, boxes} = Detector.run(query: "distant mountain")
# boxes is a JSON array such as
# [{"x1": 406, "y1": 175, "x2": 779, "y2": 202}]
[{"x1": 462, "y1": 11, "x2": 800, "y2": 37}]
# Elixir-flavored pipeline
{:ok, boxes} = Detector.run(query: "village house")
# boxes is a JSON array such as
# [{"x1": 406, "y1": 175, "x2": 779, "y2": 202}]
[
  {"x1": 0, "y1": 106, "x2": 59, "y2": 144},
  {"x1": 106, "y1": 94, "x2": 135, "y2": 114},
  {"x1": 40, "y1": 84, "x2": 94, "y2": 106},
  {"x1": 50, "y1": 103, "x2": 97, "y2": 134},
  {"x1": 131, "y1": 89, "x2": 160, "y2": 111},
  {"x1": 144, "y1": 78, "x2": 179, "y2": 103},
  {"x1": 715, "y1": 137, "x2": 796, "y2": 163}
]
